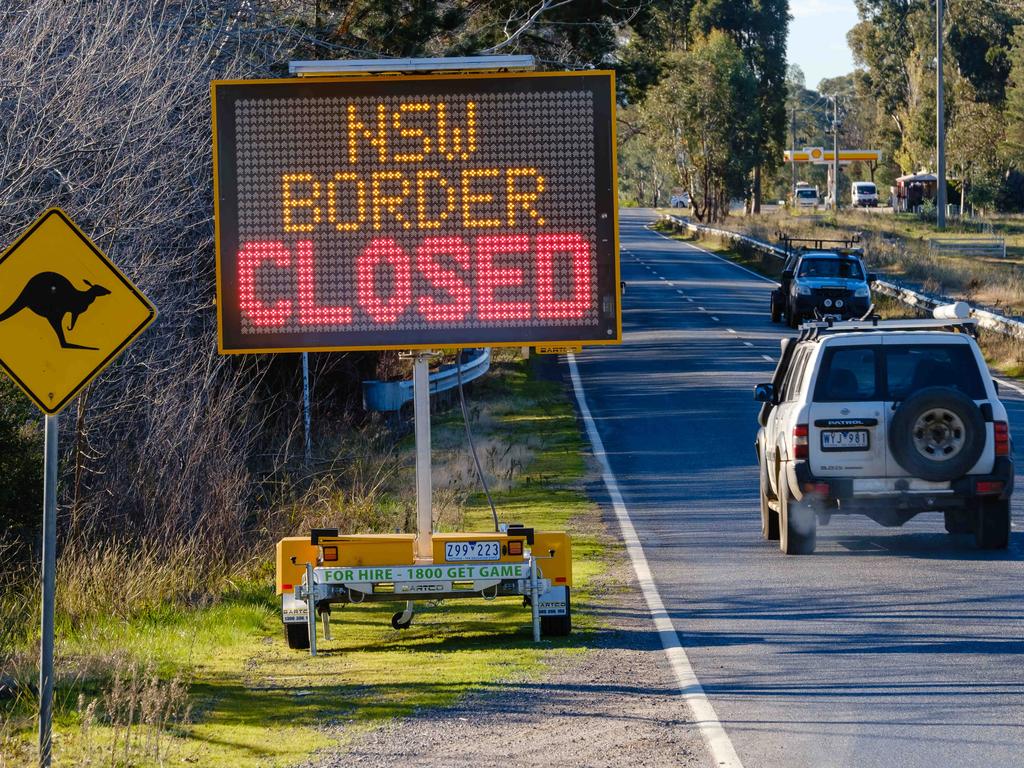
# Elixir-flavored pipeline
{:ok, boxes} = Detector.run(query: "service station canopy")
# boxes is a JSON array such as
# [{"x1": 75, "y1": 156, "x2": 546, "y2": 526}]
[
  {"x1": 784, "y1": 146, "x2": 882, "y2": 166},
  {"x1": 212, "y1": 71, "x2": 620, "y2": 353}
]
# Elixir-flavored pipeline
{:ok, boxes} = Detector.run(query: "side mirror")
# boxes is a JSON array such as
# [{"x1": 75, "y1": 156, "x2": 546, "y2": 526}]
[
  {"x1": 753, "y1": 383, "x2": 776, "y2": 403},
  {"x1": 782, "y1": 270, "x2": 794, "y2": 281},
  {"x1": 868, "y1": 272, "x2": 878, "y2": 283},
  {"x1": 994, "y1": 380, "x2": 1000, "y2": 396}
]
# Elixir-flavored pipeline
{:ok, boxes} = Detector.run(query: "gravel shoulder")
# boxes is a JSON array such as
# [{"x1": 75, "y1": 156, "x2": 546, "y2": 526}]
[{"x1": 307, "y1": 534, "x2": 710, "y2": 768}]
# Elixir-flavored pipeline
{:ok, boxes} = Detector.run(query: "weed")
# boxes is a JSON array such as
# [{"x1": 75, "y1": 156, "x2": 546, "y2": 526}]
[{"x1": 75, "y1": 659, "x2": 191, "y2": 767}]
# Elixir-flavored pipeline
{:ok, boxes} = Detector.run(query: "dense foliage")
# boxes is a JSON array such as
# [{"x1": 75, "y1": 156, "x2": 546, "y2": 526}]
[
  {"x1": 846, "y1": 0, "x2": 1024, "y2": 211},
  {"x1": 616, "y1": 0, "x2": 790, "y2": 219}
]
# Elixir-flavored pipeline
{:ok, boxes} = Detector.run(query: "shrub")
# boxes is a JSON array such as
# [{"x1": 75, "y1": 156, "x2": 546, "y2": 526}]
[{"x1": 0, "y1": 380, "x2": 42, "y2": 557}]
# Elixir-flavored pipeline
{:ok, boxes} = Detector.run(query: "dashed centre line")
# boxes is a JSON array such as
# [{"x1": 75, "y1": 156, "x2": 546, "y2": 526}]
[
  {"x1": 761, "y1": 355, "x2": 774, "y2": 363},
  {"x1": 743, "y1": 342, "x2": 754, "y2": 347}
]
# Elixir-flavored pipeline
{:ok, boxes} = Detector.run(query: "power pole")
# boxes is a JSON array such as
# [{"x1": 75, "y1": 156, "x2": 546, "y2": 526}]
[
  {"x1": 791, "y1": 105, "x2": 798, "y2": 201},
  {"x1": 832, "y1": 96, "x2": 841, "y2": 211},
  {"x1": 936, "y1": 0, "x2": 947, "y2": 228}
]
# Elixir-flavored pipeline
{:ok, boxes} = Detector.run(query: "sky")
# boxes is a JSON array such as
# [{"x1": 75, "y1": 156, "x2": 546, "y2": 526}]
[{"x1": 789, "y1": 0, "x2": 860, "y2": 89}]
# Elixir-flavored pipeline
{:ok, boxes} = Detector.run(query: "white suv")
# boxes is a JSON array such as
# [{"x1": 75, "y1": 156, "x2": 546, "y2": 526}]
[{"x1": 754, "y1": 312, "x2": 1013, "y2": 554}]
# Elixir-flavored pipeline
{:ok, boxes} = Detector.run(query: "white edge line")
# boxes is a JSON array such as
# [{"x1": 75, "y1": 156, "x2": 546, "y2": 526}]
[
  {"x1": 647, "y1": 223, "x2": 779, "y2": 286},
  {"x1": 567, "y1": 354, "x2": 745, "y2": 768}
]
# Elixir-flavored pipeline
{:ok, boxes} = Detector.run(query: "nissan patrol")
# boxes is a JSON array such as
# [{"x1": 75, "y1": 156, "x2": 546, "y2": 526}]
[{"x1": 754, "y1": 309, "x2": 1013, "y2": 554}]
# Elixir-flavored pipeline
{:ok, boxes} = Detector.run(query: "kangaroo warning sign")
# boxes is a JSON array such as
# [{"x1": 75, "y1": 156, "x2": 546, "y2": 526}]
[
  {"x1": 0, "y1": 209, "x2": 157, "y2": 414},
  {"x1": 212, "y1": 71, "x2": 619, "y2": 353}
]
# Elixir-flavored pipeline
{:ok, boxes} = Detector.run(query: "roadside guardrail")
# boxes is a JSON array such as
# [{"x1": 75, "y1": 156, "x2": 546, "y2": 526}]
[
  {"x1": 929, "y1": 236, "x2": 1006, "y2": 259},
  {"x1": 658, "y1": 213, "x2": 1024, "y2": 340},
  {"x1": 362, "y1": 348, "x2": 491, "y2": 412}
]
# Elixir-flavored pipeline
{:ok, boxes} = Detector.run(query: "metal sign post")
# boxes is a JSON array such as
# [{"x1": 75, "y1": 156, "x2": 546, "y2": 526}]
[
  {"x1": 0, "y1": 208, "x2": 156, "y2": 768},
  {"x1": 302, "y1": 352, "x2": 312, "y2": 464},
  {"x1": 37, "y1": 414, "x2": 58, "y2": 768},
  {"x1": 413, "y1": 351, "x2": 433, "y2": 560}
]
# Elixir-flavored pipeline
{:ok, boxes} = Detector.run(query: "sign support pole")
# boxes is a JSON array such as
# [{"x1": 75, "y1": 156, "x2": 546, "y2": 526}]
[
  {"x1": 413, "y1": 352, "x2": 433, "y2": 561},
  {"x1": 38, "y1": 413, "x2": 58, "y2": 768},
  {"x1": 302, "y1": 352, "x2": 312, "y2": 464}
]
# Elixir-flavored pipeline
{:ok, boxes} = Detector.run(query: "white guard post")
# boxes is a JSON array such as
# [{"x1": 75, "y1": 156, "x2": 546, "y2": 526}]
[{"x1": 413, "y1": 351, "x2": 433, "y2": 561}]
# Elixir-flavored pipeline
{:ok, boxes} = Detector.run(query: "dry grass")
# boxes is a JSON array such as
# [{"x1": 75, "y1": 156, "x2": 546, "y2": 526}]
[
  {"x1": 75, "y1": 659, "x2": 191, "y2": 767},
  {"x1": 718, "y1": 209, "x2": 1024, "y2": 315}
]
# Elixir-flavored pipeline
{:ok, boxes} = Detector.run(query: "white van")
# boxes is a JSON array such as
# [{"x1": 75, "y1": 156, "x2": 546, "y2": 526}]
[
  {"x1": 793, "y1": 184, "x2": 819, "y2": 209},
  {"x1": 851, "y1": 181, "x2": 878, "y2": 207}
]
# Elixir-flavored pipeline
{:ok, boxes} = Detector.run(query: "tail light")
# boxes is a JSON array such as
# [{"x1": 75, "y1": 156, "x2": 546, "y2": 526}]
[
  {"x1": 793, "y1": 424, "x2": 809, "y2": 460},
  {"x1": 321, "y1": 545, "x2": 338, "y2": 562},
  {"x1": 976, "y1": 480, "x2": 1005, "y2": 495},
  {"x1": 995, "y1": 421, "x2": 1010, "y2": 457}
]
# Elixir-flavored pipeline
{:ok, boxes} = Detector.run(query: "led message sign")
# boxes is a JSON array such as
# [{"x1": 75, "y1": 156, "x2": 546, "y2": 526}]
[{"x1": 212, "y1": 71, "x2": 619, "y2": 352}]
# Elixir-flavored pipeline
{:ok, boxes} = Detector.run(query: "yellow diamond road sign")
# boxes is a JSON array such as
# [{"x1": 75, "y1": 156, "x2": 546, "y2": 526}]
[{"x1": 0, "y1": 208, "x2": 157, "y2": 414}]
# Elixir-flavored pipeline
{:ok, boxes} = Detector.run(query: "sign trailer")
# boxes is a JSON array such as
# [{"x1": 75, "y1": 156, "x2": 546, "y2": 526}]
[
  {"x1": 0, "y1": 208, "x2": 157, "y2": 767},
  {"x1": 213, "y1": 61, "x2": 618, "y2": 654}
]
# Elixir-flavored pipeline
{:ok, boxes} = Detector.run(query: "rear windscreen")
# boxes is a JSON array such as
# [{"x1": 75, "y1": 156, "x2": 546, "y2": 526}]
[
  {"x1": 885, "y1": 345, "x2": 985, "y2": 400},
  {"x1": 814, "y1": 343, "x2": 986, "y2": 403}
]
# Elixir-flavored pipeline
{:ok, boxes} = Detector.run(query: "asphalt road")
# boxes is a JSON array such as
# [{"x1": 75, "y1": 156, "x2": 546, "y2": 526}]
[{"x1": 570, "y1": 208, "x2": 1024, "y2": 768}]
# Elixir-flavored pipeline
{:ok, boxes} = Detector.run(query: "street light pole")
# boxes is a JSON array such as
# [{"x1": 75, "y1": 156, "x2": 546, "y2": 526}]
[
  {"x1": 832, "y1": 96, "x2": 841, "y2": 211},
  {"x1": 936, "y1": 0, "x2": 947, "y2": 228},
  {"x1": 791, "y1": 105, "x2": 798, "y2": 202}
]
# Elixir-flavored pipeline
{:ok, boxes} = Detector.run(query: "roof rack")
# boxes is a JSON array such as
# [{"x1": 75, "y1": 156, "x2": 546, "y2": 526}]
[
  {"x1": 776, "y1": 233, "x2": 862, "y2": 256},
  {"x1": 796, "y1": 316, "x2": 979, "y2": 342}
]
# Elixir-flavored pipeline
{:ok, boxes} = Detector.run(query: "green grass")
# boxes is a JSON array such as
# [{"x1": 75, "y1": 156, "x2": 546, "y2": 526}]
[{"x1": 2, "y1": 356, "x2": 611, "y2": 767}]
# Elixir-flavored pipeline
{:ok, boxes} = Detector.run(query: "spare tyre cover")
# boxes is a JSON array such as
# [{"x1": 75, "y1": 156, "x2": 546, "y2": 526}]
[{"x1": 889, "y1": 386, "x2": 986, "y2": 482}]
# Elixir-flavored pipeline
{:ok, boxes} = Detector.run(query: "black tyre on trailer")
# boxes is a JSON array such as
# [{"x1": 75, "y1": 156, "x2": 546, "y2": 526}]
[{"x1": 285, "y1": 622, "x2": 310, "y2": 650}]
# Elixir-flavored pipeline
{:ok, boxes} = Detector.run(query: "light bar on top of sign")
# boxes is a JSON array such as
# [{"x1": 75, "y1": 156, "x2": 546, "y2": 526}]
[{"x1": 213, "y1": 71, "x2": 619, "y2": 352}]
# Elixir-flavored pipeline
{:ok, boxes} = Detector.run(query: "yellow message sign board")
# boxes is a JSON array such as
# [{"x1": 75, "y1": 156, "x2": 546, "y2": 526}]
[{"x1": 0, "y1": 209, "x2": 157, "y2": 414}]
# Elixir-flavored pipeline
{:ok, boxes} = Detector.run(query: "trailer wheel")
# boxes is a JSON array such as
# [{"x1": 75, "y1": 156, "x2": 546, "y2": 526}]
[
  {"x1": 391, "y1": 612, "x2": 412, "y2": 630},
  {"x1": 540, "y1": 589, "x2": 572, "y2": 637},
  {"x1": 285, "y1": 622, "x2": 310, "y2": 650}
]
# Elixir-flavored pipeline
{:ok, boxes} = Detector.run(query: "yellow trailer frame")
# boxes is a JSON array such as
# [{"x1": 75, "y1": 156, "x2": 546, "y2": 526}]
[{"x1": 277, "y1": 526, "x2": 573, "y2": 653}]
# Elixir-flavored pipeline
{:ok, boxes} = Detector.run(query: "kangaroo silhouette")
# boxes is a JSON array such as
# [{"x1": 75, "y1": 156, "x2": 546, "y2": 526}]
[{"x1": 0, "y1": 272, "x2": 111, "y2": 350}]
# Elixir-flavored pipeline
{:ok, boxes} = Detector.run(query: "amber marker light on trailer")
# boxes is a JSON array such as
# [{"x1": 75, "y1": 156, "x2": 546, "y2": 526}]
[
  {"x1": 322, "y1": 546, "x2": 339, "y2": 562},
  {"x1": 507, "y1": 540, "x2": 523, "y2": 556}
]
